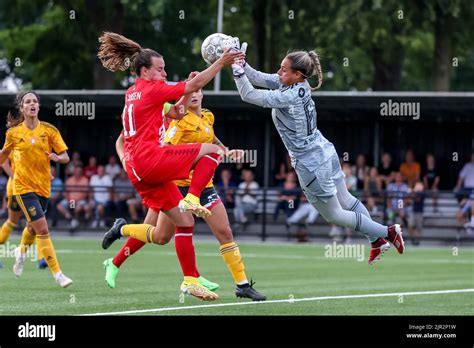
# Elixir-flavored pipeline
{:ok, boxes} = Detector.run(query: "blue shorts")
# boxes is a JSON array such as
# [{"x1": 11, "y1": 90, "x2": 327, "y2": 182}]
[
  {"x1": 7, "y1": 195, "x2": 21, "y2": 212},
  {"x1": 16, "y1": 192, "x2": 49, "y2": 222}
]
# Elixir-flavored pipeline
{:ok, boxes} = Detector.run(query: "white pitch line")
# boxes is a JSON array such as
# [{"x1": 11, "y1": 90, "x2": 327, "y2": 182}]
[{"x1": 81, "y1": 288, "x2": 474, "y2": 316}]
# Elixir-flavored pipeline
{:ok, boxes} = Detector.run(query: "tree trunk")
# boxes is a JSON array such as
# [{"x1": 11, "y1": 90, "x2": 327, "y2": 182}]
[
  {"x1": 252, "y1": 0, "x2": 267, "y2": 70},
  {"x1": 432, "y1": 5, "x2": 453, "y2": 91},
  {"x1": 86, "y1": 0, "x2": 124, "y2": 89},
  {"x1": 372, "y1": 54, "x2": 402, "y2": 91},
  {"x1": 268, "y1": 0, "x2": 281, "y2": 72}
]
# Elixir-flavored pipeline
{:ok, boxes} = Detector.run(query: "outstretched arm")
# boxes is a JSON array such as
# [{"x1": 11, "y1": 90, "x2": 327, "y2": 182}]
[
  {"x1": 244, "y1": 63, "x2": 280, "y2": 90},
  {"x1": 234, "y1": 74, "x2": 293, "y2": 109}
]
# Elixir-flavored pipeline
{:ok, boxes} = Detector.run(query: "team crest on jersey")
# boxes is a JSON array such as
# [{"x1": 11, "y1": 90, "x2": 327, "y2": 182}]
[
  {"x1": 167, "y1": 126, "x2": 177, "y2": 139},
  {"x1": 30, "y1": 138, "x2": 36, "y2": 145},
  {"x1": 298, "y1": 88, "x2": 305, "y2": 98},
  {"x1": 205, "y1": 126, "x2": 209, "y2": 133},
  {"x1": 28, "y1": 206, "x2": 37, "y2": 217}
]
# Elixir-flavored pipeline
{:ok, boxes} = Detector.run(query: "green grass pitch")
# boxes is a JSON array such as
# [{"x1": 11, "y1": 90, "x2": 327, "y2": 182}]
[{"x1": 0, "y1": 238, "x2": 473, "y2": 315}]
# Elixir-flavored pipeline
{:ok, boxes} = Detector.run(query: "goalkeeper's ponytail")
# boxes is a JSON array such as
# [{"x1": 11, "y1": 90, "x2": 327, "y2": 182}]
[{"x1": 286, "y1": 50, "x2": 323, "y2": 90}]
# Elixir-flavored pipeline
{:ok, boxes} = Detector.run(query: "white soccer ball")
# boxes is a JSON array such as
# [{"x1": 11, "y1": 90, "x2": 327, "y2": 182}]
[{"x1": 201, "y1": 33, "x2": 234, "y2": 65}]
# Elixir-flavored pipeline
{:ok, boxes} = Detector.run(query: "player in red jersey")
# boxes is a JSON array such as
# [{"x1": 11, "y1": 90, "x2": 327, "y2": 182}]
[{"x1": 97, "y1": 32, "x2": 244, "y2": 300}]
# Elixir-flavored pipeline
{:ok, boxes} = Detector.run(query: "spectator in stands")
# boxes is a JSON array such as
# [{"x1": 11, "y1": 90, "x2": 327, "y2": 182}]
[
  {"x1": 65, "y1": 150, "x2": 82, "y2": 177},
  {"x1": 89, "y1": 165, "x2": 114, "y2": 228},
  {"x1": 454, "y1": 152, "x2": 474, "y2": 202},
  {"x1": 49, "y1": 166, "x2": 64, "y2": 227},
  {"x1": 456, "y1": 192, "x2": 474, "y2": 234},
  {"x1": 57, "y1": 165, "x2": 91, "y2": 231},
  {"x1": 343, "y1": 163, "x2": 357, "y2": 194},
  {"x1": 400, "y1": 149, "x2": 421, "y2": 188},
  {"x1": 274, "y1": 154, "x2": 292, "y2": 186},
  {"x1": 105, "y1": 155, "x2": 121, "y2": 180},
  {"x1": 378, "y1": 152, "x2": 397, "y2": 188},
  {"x1": 386, "y1": 172, "x2": 409, "y2": 227},
  {"x1": 422, "y1": 153, "x2": 440, "y2": 212},
  {"x1": 127, "y1": 191, "x2": 146, "y2": 223},
  {"x1": 231, "y1": 162, "x2": 245, "y2": 185},
  {"x1": 113, "y1": 169, "x2": 135, "y2": 218},
  {"x1": 364, "y1": 167, "x2": 382, "y2": 215},
  {"x1": 273, "y1": 171, "x2": 300, "y2": 221},
  {"x1": 287, "y1": 194, "x2": 319, "y2": 243},
  {"x1": 352, "y1": 154, "x2": 370, "y2": 190},
  {"x1": 84, "y1": 155, "x2": 98, "y2": 179},
  {"x1": 215, "y1": 168, "x2": 238, "y2": 208},
  {"x1": 408, "y1": 181, "x2": 426, "y2": 246},
  {"x1": 234, "y1": 169, "x2": 259, "y2": 225}
]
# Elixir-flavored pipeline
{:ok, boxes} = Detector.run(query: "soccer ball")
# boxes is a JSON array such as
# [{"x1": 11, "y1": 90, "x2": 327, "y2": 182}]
[{"x1": 201, "y1": 33, "x2": 234, "y2": 65}]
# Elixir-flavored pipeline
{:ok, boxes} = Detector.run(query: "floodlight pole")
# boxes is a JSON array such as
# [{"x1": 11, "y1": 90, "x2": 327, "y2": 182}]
[{"x1": 214, "y1": 0, "x2": 224, "y2": 92}]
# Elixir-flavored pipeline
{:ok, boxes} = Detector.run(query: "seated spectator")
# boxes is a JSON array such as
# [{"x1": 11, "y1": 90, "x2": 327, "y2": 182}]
[
  {"x1": 400, "y1": 149, "x2": 421, "y2": 188},
  {"x1": 105, "y1": 155, "x2": 122, "y2": 180},
  {"x1": 274, "y1": 154, "x2": 292, "y2": 186},
  {"x1": 89, "y1": 165, "x2": 114, "y2": 228},
  {"x1": 408, "y1": 181, "x2": 426, "y2": 246},
  {"x1": 352, "y1": 154, "x2": 369, "y2": 190},
  {"x1": 84, "y1": 155, "x2": 98, "y2": 179},
  {"x1": 287, "y1": 194, "x2": 319, "y2": 243},
  {"x1": 215, "y1": 168, "x2": 238, "y2": 208},
  {"x1": 49, "y1": 166, "x2": 64, "y2": 227},
  {"x1": 273, "y1": 171, "x2": 300, "y2": 221},
  {"x1": 65, "y1": 150, "x2": 83, "y2": 177},
  {"x1": 364, "y1": 167, "x2": 382, "y2": 215},
  {"x1": 57, "y1": 165, "x2": 91, "y2": 231},
  {"x1": 422, "y1": 153, "x2": 440, "y2": 212},
  {"x1": 113, "y1": 169, "x2": 135, "y2": 217},
  {"x1": 454, "y1": 152, "x2": 474, "y2": 202},
  {"x1": 386, "y1": 172, "x2": 409, "y2": 227},
  {"x1": 127, "y1": 192, "x2": 147, "y2": 223},
  {"x1": 343, "y1": 163, "x2": 357, "y2": 194},
  {"x1": 456, "y1": 191, "x2": 474, "y2": 235},
  {"x1": 378, "y1": 152, "x2": 397, "y2": 188},
  {"x1": 234, "y1": 169, "x2": 259, "y2": 225}
]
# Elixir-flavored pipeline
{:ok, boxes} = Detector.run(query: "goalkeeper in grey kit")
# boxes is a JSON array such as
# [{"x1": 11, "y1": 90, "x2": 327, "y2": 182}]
[{"x1": 231, "y1": 41, "x2": 405, "y2": 264}]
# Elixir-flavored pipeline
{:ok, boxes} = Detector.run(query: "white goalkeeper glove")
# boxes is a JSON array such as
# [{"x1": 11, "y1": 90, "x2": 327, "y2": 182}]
[{"x1": 230, "y1": 39, "x2": 248, "y2": 78}]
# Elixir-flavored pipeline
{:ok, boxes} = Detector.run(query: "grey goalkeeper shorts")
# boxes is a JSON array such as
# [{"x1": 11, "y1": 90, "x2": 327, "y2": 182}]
[{"x1": 295, "y1": 152, "x2": 345, "y2": 204}]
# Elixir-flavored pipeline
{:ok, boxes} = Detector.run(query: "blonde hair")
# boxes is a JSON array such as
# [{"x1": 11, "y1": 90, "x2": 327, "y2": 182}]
[
  {"x1": 97, "y1": 32, "x2": 162, "y2": 75},
  {"x1": 285, "y1": 50, "x2": 323, "y2": 90}
]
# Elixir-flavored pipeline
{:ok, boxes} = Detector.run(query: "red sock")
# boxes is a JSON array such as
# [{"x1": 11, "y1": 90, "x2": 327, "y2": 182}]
[
  {"x1": 188, "y1": 153, "x2": 221, "y2": 197},
  {"x1": 112, "y1": 237, "x2": 145, "y2": 268},
  {"x1": 174, "y1": 226, "x2": 200, "y2": 278}
]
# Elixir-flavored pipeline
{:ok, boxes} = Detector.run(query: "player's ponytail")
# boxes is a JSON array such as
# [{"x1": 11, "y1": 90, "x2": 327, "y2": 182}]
[
  {"x1": 308, "y1": 50, "x2": 323, "y2": 90},
  {"x1": 98, "y1": 32, "x2": 162, "y2": 76},
  {"x1": 286, "y1": 50, "x2": 323, "y2": 90}
]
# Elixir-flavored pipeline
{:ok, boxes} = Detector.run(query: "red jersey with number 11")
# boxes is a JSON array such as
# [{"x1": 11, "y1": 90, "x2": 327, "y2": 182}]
[{"x1": 122, "y1": 77, "x2": 186, "y2": 179}]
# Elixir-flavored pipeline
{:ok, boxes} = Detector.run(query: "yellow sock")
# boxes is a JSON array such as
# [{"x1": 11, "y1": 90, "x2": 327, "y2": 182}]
[
  {"x1": 122, "y1": 224, "x2": 155, "y2": 243},
  {"x1": 220, "y1": 242, "x2": 248, "y2": 285},
  {"x1": 37, "y1": 243, "x2": 44, "y2": 260},
  {"x1": 36, "y1": 234, "x2": 60, "y2": 274},
  {"x1": 20, "y1": 227, "x2": 35, "y2": 254},
  {"x1": 0, "y1": 219, "x2": 16, "y2": 244}
]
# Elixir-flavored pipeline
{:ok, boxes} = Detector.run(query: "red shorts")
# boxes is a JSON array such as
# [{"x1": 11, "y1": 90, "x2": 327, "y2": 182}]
[{"x1": 127, "y1": 143, "x2": 202, "y2": 211}]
